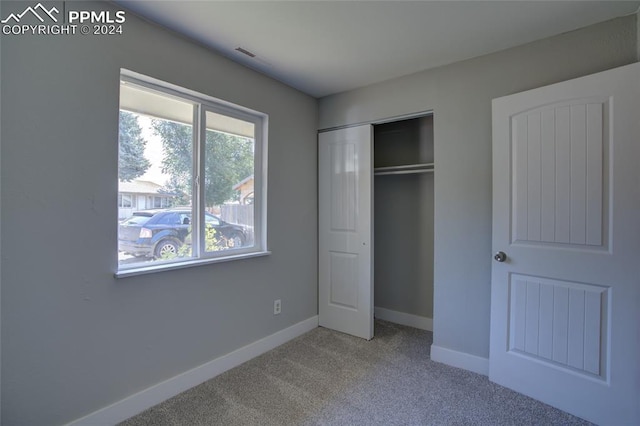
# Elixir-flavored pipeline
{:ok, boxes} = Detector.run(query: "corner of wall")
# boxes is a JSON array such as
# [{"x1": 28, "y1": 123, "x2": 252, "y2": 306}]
[
  {"x1": 430, "y1": 345, "x2": 489, "y2": 376},
  {"x1": 637, "y1": 9, "x2": 640, "y2": 61},
  {"x1": 66, "y1": 316, "x2": 319, "y2": 426}
]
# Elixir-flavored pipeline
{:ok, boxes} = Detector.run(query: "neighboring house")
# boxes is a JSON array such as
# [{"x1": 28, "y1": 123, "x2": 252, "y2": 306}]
[
  {"x1": 233, "y1": 175, "x2": 254, "y2": 205},
  {"x1": 118, "y1": 179, "x2": 174, "y2": 219}
]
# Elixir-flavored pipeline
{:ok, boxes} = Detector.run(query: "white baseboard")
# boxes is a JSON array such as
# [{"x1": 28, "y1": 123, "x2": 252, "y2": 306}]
[
  {"x1": 67, "y1": 316, "x2": 319, "y2": 426},
  {"x1": 430, "y1": 344, "x2": 489, "y2": 376},
  {"x1": 374, "y1": 307, "x2": 433, "y2": 331}
]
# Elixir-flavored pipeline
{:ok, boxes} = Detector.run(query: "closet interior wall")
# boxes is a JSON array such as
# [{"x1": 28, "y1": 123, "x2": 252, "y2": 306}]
[{"x1": 374, "y1": 116, "x2": 434, "y2": 322}]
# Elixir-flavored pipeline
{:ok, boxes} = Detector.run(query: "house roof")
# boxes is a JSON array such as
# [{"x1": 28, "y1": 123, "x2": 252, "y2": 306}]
[
  {"x1": 233, "y1": 175, "x2": 254, "y2": 191},
  {"x1": 119, "y1": 180, "x2": 169, "y2": 195}
]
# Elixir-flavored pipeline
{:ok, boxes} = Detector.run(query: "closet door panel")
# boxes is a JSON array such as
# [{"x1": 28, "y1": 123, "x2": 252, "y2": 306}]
[{"x1": 319, "y1": 125, "x2": 373, "y2": 340}]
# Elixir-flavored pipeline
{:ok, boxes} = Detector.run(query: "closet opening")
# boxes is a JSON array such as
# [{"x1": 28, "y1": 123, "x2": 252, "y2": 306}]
[{"x1": 373, "y1": 114, "x2": 434, "y2": 332}]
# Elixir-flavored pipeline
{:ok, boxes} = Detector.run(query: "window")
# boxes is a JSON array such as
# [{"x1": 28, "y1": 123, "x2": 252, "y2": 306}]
[
  {"x1": 118, "y1": 194, "x2": 133, "y2": 208},
  {"x1": 117, "y1": 70, "x2": 267, "y2": 274},
  {"x1": 152, "y1": 196, "x2": 170, "y2": 209},
  {"x1": 205, "y1": 214, "x2": 221, "y2": 226}
]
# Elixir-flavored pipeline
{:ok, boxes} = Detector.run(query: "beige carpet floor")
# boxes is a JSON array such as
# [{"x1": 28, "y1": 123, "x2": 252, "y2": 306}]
[{"x1": 120, "y1": 320, "x2": 591, "y2": 426}]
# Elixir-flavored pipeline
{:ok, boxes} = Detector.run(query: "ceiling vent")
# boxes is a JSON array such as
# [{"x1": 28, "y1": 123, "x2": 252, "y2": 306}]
[{"x1": 235, "y1": 47, "x2": 256, "y2": 58}]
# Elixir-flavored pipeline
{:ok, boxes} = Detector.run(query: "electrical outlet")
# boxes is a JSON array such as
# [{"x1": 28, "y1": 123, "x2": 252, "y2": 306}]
[{"x1": 273, "y1": 299, "x2": 281, "y2": 315}]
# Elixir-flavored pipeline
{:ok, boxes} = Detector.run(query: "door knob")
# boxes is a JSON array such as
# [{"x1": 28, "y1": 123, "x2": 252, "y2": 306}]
[{"x1": 494, "y1": 251, "x2": 507, "y2": 262}]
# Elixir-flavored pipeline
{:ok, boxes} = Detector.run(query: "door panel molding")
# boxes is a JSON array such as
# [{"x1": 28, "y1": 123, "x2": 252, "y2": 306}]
[
  {"x1": 508, "y1": 274, "x2": 609, "y2": 380},
  {"x1": 510, "y1": 97, "x2": 610, "y2": 250},
  {"x1": 491, "y1": 62, "x2": 639, "y2": 425}
]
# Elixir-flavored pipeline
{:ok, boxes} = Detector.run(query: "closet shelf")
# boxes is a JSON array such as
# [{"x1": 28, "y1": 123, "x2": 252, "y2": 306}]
[{"x1": 374, "y1": 163, "x2": 434, "y2": 176}]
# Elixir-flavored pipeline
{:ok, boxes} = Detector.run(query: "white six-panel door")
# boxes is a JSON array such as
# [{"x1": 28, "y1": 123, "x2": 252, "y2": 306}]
[
  {"x1": 490, "y1": 62, "x2": 639, "y2": 425},
  {"x1": 318, "y1": 125, "x2": 374, "y2": 340}
]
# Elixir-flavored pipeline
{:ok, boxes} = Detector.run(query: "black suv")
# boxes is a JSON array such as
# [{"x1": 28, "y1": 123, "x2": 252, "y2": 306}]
[{"x1": 118, "y1": 209, "x2": 246, "y2": 258}]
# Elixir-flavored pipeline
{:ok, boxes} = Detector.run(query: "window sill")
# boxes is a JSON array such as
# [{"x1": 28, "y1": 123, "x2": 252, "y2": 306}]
[{"x1": 115, "y1": 250, "x2": 271, "y2": 279}]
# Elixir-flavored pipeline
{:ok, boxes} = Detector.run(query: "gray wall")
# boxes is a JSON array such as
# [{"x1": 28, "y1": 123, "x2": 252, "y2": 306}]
[
  {"x1": 0, "y1": 1, "x2": 317, "y2": 425},
  {"x1": 319, "y1": 16, "x2": 637, "y2": 360},
  {"x1": 374, "y1": 174, "x2": 434, "y2": 318}
]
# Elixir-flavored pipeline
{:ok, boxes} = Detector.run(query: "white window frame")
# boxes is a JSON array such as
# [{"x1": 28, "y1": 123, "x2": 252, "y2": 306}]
[{"x1": 116, "y1": 69, "x2": 269, "y2": 278}]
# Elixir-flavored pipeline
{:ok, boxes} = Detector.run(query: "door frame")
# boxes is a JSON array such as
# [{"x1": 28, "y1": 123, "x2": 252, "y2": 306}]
[{"x1": 318, "y1": 110, "x2": 434, "y2": 339}]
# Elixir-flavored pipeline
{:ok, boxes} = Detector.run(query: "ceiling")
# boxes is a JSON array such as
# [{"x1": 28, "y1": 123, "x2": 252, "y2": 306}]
[{"x1": 114, "y1": 1, "x2": 640, "y2": 98}]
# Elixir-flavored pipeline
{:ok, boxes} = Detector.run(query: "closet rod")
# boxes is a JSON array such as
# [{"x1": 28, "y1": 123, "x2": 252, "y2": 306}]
[
  {"x1": 374, "y1": 169, "x2": 434, "y2": 176},
  {"x1": 374, "y1": 163, "x2": 434, "y2": 172}
]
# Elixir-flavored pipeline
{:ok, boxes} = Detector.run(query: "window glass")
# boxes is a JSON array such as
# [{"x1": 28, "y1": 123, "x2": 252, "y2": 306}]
[
  {"x1": 118, "y1": 81, "x2": 194, "y2": 266},
  {"x1": 203, "y1": 110, "x2": 255, "y2": 253},
  {"x1": 154, "y1": 213, "x2": 180, "y2": 225},
  {"x1": 117, "y1": 72, "x2": 266, "y2": 273},
  {"x1": 121, "y1": 214, "x2": 151, "y2": 226},
  {"x1": 119, "y1": 194, "x2": 133, "y2": 208},
  {"x1": 205, "y1": 214, "x2": 221, "y2": 226}
]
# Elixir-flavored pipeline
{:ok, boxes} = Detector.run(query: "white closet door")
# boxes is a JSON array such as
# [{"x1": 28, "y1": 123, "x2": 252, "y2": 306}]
[
  {"x1": 490, "y1": 62, "x2": 640, "y2": 425},
  {"x1": 318, "y1": 125, "x2": 373, "y2": 340}
]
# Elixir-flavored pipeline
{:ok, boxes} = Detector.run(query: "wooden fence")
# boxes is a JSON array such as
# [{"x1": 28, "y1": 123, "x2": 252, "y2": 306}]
[{"x1": 220, "y1": 204, "x2": 254, "y2": 244}]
